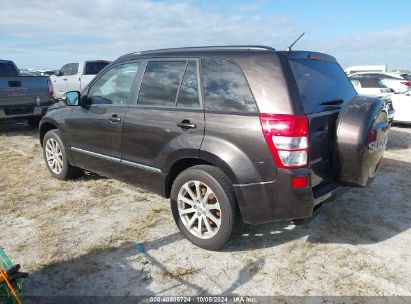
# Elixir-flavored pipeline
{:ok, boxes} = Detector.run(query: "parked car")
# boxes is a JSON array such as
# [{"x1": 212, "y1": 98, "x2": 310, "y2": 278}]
[
  {"x1": 0, "y1": 59, "x2": 55, "y2": 127},
  {"x1": 39, "y1": 46, "x2": 389, "y2": 250},
  {"x1": 390, "y1": 88, "x2": 411, "y2": 124},
  {"x1": 349, "y1": 72, "x2": 411, "y2": 93},
  {"x1": 349, "y1": 76, "x2": 395, "y2": 122},
  {"x1": 51, "y1": 61, "x2": 110, "y2": 99},
  {"x1": 349, "y1": 76, "x2": 392, "y2": 96},
  {"x1": 396, "y1": 73, "x2": 411, "y2": 81}
]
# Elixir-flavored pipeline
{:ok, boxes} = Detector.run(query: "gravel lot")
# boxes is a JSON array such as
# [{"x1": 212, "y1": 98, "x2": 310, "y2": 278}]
[{"x1": 0, "y1": 123, "x2": 410, "y2": 296}]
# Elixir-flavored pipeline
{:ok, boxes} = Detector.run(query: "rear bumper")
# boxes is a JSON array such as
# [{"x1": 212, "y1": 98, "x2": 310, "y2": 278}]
[
  {"x1": 234, "y1": 169, "x2": 341, "y2": 224},
  {"x1": 0, "y1": 103, "x2": 51, "y2": 120}
]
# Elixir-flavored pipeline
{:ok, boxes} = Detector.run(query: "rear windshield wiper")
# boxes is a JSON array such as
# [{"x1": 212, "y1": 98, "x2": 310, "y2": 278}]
[{"x1": 319, "y1": 99, "x2": 344, "y2": 105}]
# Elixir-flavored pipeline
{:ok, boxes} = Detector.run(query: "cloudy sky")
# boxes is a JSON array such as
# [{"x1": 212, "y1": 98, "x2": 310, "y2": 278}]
[{"x1": 1, "y1": 0, "x2": 410, "y2": 70}]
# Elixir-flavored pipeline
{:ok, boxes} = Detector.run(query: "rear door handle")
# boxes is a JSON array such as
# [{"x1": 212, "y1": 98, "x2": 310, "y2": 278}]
[
  {"x1": 109, "y1": 114, "x2": 121, "y2": 123},
  {"x1": 177, "y1": 120, "x2": 197, "y2": 130}
]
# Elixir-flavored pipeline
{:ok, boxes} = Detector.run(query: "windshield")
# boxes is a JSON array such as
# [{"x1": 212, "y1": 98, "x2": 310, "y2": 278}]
[
  {"x1": 84, "y1": 61, "x2": 110, "y2": 75},
  {"x1": 289, "y1": 59, "x2": 356, "y2": 114},
  {"x1": 0, "y1": 63, "x2": 19, "y2": 77}
]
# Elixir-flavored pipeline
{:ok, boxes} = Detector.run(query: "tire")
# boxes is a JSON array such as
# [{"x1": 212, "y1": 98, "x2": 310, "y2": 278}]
[
  {"x1": 42, "y1": 129, "x2": 81, "y2": 180},
  {"x1": 170, "y1": 165, "x2": 241, "y2": 250},
  {"x1": 335, "y1": 96, "x2": 388, "y2": 187},
  {"x1": 27, "y1": 117, "x2": 41, "y2": 128}
]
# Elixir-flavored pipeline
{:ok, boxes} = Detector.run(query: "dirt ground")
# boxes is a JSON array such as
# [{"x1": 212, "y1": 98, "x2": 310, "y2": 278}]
[{"x1": 0, "y1": 123, "x2": 410, "y2": 296}]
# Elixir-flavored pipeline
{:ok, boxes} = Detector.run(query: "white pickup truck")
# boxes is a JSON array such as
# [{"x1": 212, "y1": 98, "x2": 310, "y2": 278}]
[{"x1": 51, "y1": 60, "x2": 110, "y2": 99}]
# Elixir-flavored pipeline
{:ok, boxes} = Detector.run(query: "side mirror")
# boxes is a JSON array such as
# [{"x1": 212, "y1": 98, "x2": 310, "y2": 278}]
[
  {"x1": 64, "y1": 91, "x2": 80, "y2": 106},
  {"x1": 55, "y1": 71, "x2": 63, "y2": 76}
]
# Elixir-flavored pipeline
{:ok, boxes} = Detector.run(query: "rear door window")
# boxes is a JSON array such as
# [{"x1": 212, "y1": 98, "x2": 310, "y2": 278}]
[
  {"x1": 176, "y1": 61, "x2": 200, "y2": 108},
  {"x1": 201, "y1": 59, "x2": 257, "y2": 112},
  {"x1": 138, "y1": 61, "x2": 186, "y2": 106},
  {"x1": 84, "y1": 61, "x2": 110, "y2": 75},
  {"x1": 289, "y1": 59, "x2": 356, "y2": 114},
  {"x1": 0, "y1": 63, "x2": 18, "y2": 77}
]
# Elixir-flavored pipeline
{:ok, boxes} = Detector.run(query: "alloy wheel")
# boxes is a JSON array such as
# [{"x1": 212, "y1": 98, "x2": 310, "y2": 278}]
[
  {"x1": 177, "y1": 180, "x2": 222, "y2": 239},
  {"x1": 45, "y1": 138, "x2": 64, "y2": 175}
]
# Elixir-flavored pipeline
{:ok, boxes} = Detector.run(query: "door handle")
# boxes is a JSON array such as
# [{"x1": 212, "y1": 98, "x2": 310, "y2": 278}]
[
  {"x1": 177, "y1": 120, "x2": 197, "y2": 130},
  {"x1": 63, "y1": 78, "x2": 68, "y2": 81},
  {"x1": 109, "y1": 115, "x2": 121, "y2": 123}
]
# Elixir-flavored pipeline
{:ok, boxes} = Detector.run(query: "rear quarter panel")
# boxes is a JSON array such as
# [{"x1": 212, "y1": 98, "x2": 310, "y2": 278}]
[{"x1": 200, "y1": 113, "x2": 276, "y2": 185}]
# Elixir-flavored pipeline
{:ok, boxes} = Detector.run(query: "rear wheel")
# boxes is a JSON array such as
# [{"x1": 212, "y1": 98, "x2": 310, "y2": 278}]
[
  {"x1": 170, "y1": 165, "x2": 240, "y2": 250},
  {"x1": 43, "y1": 129, "x2": 81, "y2": 180}
]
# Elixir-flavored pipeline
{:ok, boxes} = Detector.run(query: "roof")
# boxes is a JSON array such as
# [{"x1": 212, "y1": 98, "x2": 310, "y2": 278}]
[{"x1": 117, "y1": 45, "x2": 276, "y2": 61}]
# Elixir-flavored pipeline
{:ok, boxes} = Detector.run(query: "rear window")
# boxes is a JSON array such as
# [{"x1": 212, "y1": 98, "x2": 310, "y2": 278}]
[
  {"x1": 290, "y1": 59, "x2": 356, "y2": 114},
  {"x1": 201, "y1": 59, "x2": 257, "y2": 112},
  {"x1": 0, "y1": 63, "x2": 19, "y2": 77},
  {"x1": 84, "y1": 61, "x2": 110, "y2": 75}
]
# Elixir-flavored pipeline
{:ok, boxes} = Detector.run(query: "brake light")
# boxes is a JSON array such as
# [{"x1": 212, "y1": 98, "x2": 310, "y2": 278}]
[
  {"x1": 48, "y1": 80, "x2": 54, "y2": 99},
  {"x1": 259, "y1": 113, "x2": 309, "y2": 168},
  {"x1": 400, "y1": 81, "x2": 411, "y2": 87}
]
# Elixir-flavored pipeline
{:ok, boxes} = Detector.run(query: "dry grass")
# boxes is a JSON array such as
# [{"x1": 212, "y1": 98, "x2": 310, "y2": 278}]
[
  {"x1": 1, "y1": 123, "x2": 411, "y2": 296},
  {"x1": 160, "y1": 267, "x2": 198, "y2": 279}
]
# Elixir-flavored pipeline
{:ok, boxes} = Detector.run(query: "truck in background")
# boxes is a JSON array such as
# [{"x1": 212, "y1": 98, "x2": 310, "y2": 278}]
[
  {"x1": 345, "y1": 65, "x2": 387, "y2": 75},
  {"x1": 0, "y1": 59, "x2": 55, "y2": 128},
  {"x1": 51, "y1": 61, "x2": 110, "y2": 99}
]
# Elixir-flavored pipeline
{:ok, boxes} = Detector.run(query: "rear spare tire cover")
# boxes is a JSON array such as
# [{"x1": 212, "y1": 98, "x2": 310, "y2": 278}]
[{"x1": 335, "y1": 96, "x2": 388, "y2": 187}]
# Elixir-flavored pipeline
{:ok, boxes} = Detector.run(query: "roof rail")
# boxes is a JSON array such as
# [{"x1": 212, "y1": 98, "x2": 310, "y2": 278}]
[{"x1": 133, "y1": 45, "x2": 275, "y2": 55}]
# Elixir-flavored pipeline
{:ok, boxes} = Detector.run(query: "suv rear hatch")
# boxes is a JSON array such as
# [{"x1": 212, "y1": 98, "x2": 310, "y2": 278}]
[{"x1": 287, "y1": 52, "x2": 357, "y2": 187}]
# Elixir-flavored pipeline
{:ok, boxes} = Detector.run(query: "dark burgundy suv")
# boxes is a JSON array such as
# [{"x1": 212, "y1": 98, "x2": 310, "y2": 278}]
[{"x1": 39, "y1": 46, "x2": 389, "y2": 250}]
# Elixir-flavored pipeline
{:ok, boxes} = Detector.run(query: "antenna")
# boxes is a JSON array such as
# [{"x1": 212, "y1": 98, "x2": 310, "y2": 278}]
[{"x1": 287, "y1": 32, "x2": 305, "y2": 51}]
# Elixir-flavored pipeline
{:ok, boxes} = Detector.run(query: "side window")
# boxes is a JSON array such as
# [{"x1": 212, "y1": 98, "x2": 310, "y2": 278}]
[
  {"x1": 176, "y1": 61, "x2": 200, "y2": 108},
  {"x1": 351, "y1": 79, "x2": 361, "y2": 88},
  {"x1": 70, "y1": 63, "x2": 79, "y2": 75},
  {"x1": 87, "y1": 62, "x2": 140, "y2": 105},
  {"x1": 138, "y1": 61, "x2": 186, "y2": 106},
  {"x1": 59, "y1": 64, "x2": 71, "y2": 76},
  {"x1": 201, "y1": 58, "x2": 257, "y2": 112}
]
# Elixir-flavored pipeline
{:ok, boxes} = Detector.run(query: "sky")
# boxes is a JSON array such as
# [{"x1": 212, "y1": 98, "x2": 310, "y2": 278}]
[{"x1": 1, "y1": 0, "x2": 410, "y2": 70}]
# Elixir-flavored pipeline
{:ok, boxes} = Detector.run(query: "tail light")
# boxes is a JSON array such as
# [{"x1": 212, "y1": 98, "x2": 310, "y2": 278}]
[
  {"x1": 259, "y1": 114, "x2": 309, "y2": 169},
  {"x1": 400, "y1": 81, "x2": 411, "y2": 87},
  {"x1": 367, "y1": 129, "x2": 377, "y2": 144},
  {"x1": 48, "y1": 80, "x2": 54, "y2": 99}
]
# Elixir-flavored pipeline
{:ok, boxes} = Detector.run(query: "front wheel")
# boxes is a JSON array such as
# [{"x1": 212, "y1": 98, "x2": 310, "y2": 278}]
[
  {"x1": 170, "y1": 165, "x2": 240, "y2": 250},
  {"x1": 42, "y1": 129, "x2": 81, "y2": 180}
]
